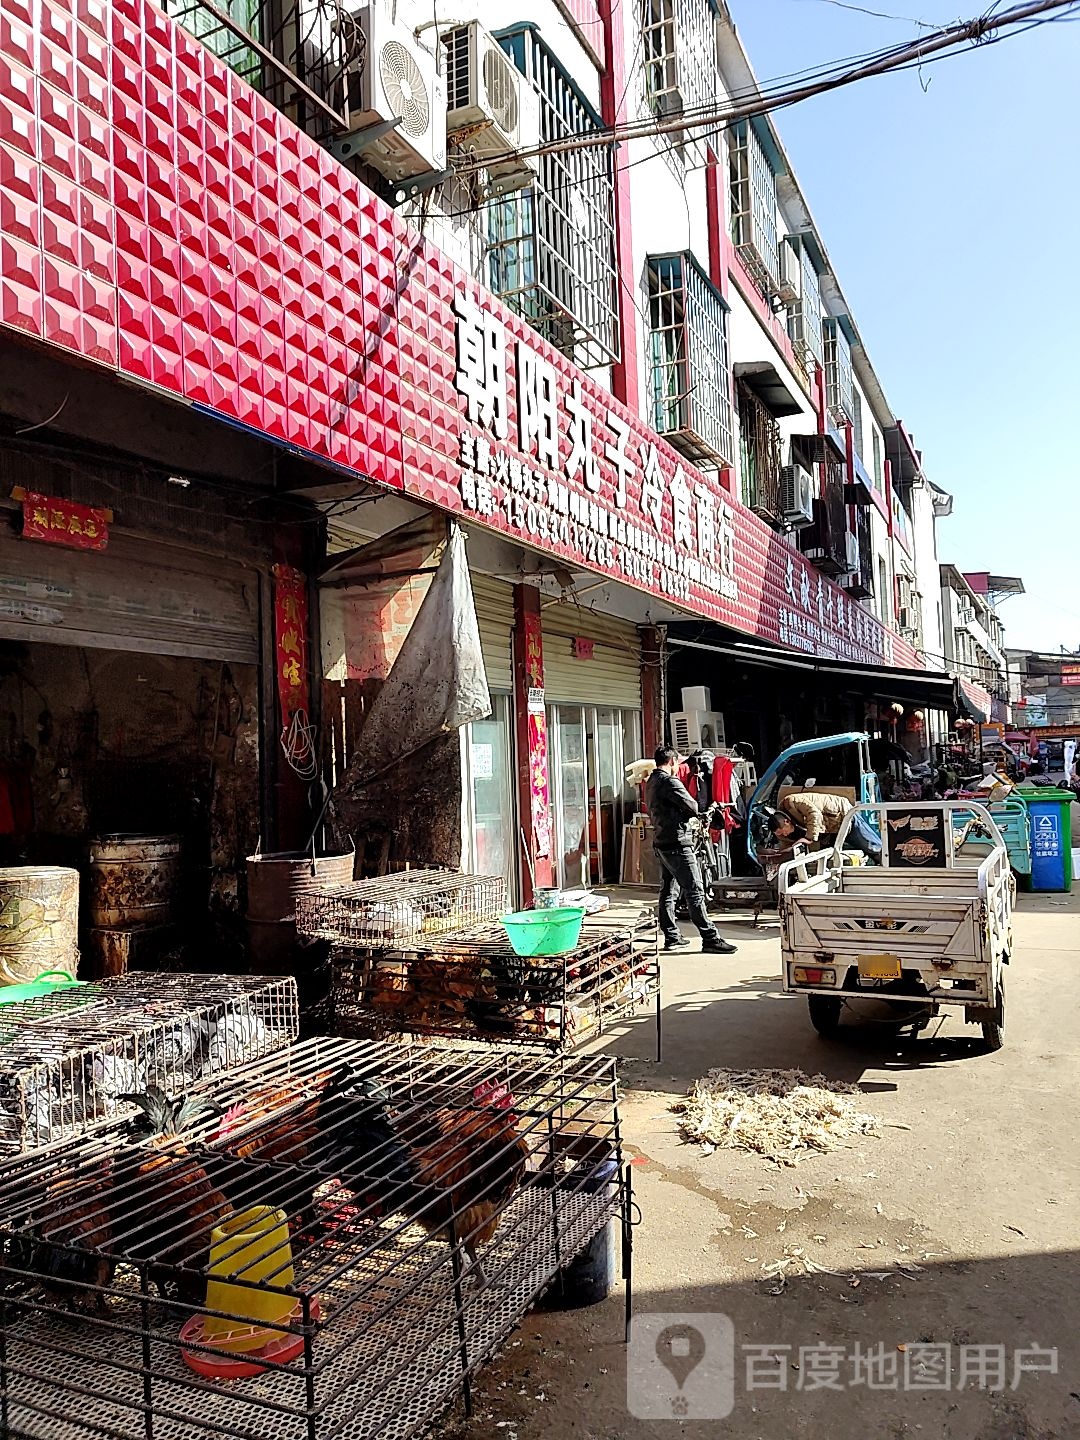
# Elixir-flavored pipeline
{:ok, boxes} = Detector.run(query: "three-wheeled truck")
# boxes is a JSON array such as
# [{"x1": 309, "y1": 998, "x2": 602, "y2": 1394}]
[{"x1": 777, "y1": 801, "x2": 1014, "y2": 1051}]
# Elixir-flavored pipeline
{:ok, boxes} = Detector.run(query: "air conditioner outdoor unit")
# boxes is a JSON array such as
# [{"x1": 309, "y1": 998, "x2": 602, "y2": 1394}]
[
  {"x1": 443, "y1": 21, "x2": 540, "y2": 194},
  {"x1": 780, "y1": 463, "x2": 814, "y2": 527},
  {"x1": 844, "y1": 532, "x2": 859, "y2": 573},
  {"x1": 777, "y1": 238, "x2": 801, "y2": 306},
  {"x1": 671, "y1": 710, "x2": 726, "y2": 753},
  {"x1": 898, "y1": 605, "x2": 911, "y2": 630},
  {"x1": 341, "y1": 7, "x2": 446, "y2": 183}
]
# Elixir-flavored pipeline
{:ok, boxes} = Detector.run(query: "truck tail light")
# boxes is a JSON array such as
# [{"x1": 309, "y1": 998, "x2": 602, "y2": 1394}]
[{"x1": 793, "y1": 966, "x2": 835, "y2": 985}]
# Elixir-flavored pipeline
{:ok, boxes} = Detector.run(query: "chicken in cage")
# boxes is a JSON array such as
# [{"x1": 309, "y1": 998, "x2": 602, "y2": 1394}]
[
  {"x1": 331, "y1": 908, "x2": 662, "y2": 1058},
  {"x1": 0, "y1": 974, "x2": 299, "y2": 1152},
  {"x1": 0, "y1": 1036, "x2": 629, "y2": 1440},
  {"x1": 295, "y1": 871, "x2": 507, "y2": 947}
]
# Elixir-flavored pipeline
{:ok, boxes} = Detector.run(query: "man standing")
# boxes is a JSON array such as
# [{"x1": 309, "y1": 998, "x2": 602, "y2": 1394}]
[{"x1": 646, "y1": 746, "x2": 737, "y2": 955}]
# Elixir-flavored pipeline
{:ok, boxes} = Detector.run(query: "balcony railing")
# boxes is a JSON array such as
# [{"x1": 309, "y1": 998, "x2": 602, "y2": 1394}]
[
  {"x1": 729, "y1": 121, "x2": 779, "y2": 295},
  {"x1": 647, "y1": 251, "x2": 735, "y2": 469},
  {"x1": 823, "y1": 318, "x2": 854, "y2": 430},
  {"x1": 489, "y1": 27, "x2": 619, "y2": 370},
  {"x1": 788, "y1": 239, "x2": 824, "y2": 378},
  {"x1": 162, "y1": 0, "x2": 361, "y2": 141},
  {"x1": 799, "y1": 462, "x2": 848, "y2": 575},
  {"x1": 736, "y1": 378, "x2": 781, "y2": 521}
]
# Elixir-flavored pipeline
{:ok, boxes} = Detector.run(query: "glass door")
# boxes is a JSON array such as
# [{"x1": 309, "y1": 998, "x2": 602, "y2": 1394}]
[
  {"x1": 549, "y1": 704, "x2": 589, "y2": 891},
  {"x1": 463, "y1": 695, "x2": 517, "y2": 905}
]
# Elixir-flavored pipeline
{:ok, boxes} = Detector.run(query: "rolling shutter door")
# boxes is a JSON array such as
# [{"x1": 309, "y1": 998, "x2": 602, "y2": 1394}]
[
  {"x1": 541, "y1": 606, "x2": 641, "y2": 708},
  {"x1": 0, "y1": 531, "x2": 259, "y2": 663},
  {"x1": 470, "y1": 572, "x2": 514, "y2": 693}
]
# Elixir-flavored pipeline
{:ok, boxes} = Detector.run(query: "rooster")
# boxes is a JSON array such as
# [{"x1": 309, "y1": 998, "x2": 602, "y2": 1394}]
[
  {"x1": 7, "y1": 1160, "x2": 117, "y2": 1316},
  {"x1": 337, "y1": 1077, "x2": 531, "y2": 1289}
]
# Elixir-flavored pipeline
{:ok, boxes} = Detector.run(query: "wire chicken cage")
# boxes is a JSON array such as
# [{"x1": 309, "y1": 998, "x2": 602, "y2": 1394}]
[
  {"x1": 295, "y1": 872, "x2": 507, "y2": 948},
  {"x1": 0, "y1": 974, "x2": 299, "y2": 1153},
  {"x1": 331, "y1": 908, "x2": 661, "y2": 1058},
  {"x1": 0, "y1": 1035, "x2": 628, "y2": 1440}
]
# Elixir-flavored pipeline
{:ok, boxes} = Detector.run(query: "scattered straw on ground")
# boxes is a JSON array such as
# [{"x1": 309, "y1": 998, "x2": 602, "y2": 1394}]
[{"x1": 673, "y1": 1067, "x2": 880, "y2": 1167}]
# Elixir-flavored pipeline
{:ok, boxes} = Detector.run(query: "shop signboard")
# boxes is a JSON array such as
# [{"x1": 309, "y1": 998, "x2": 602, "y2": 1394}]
[
  {"x1": 17, "y1": 491, "x2": 110, "y2": 553},
  {"x1": 272, "y1": 564, "x2": 310, "y2": 725},
  {"x1": 1061, "y1": 665, "x2": 1080, "y2": 687}
]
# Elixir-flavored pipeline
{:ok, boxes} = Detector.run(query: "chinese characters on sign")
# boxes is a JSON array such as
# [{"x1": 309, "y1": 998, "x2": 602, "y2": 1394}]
[
  {"x1": 450, "y1": 292, "x2": 894, "y2": 667},
  {"x1": 521, "y1": 611, "x2": 551, "y2": 859},
  {"x1": 272, "y1": 563, "x2": 309, "y2": 725},
  {"x1": 452, "y1": 294, "x2": 739, "y2": 611},
  {"x1": 19, "y1": 491, "x2": 109, "y2": 552}
]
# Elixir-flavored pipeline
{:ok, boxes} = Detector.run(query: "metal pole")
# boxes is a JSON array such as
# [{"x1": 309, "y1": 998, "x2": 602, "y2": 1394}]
[
  {"x1": 448, "y1": 1221, "x2": 473, "y2": 1419},
  {"x1": 621, "y1": 1163, "x2": 634, "y2": 1345}
]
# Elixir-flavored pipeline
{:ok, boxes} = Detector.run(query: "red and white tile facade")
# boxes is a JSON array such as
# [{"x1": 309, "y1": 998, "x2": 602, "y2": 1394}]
[{"x1": 0, "y1": 0, "x2": 921, "y2": 670}]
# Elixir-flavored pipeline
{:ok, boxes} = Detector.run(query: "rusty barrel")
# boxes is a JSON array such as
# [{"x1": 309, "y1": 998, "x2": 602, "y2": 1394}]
[
  {"x1": 0, "y1": 866, "x2": 80, "y2": 984},
  {"x1": 88, "y1": 834, "x2": 181, "y2": 931},
  {"x1": 246, "y1": 849, "x2": 354, "y2": 972}
]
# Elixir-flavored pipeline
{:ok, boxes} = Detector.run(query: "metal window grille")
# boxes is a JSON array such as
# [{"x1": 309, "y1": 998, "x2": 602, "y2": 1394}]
[
  {"x1": 843, "y1": 508, "x2": 874, "y2": 599},
  {"x1": 787, "y1": 241, "x2": 824, "y2": 374},
  {"x1": 824, "y1": 319, "x2": 855, "y2": 428},
  {"x1": 161, "y1": 0, "x2": 361, "y2": 141},
  {"x1": 872, "y1": 428, "x2": 883, "y2": 486},
  {"x1": 487, "y1": 27, "x2": 619, "y2": 370},
  {"x1": 646, "y1": 251, "x2": 734, "y2": 469},
  {"x1": 0, "y1": 1035, "x2": 628, "y2": 1440},
  {"x1": 0, "y1": 974, "x2": 298, "y2": 1153},
  {"x1": 296, "y1": 871, "x2": 508, "y2": 947},
  {"x1": 729, "y1": 122, "x2": 780, "y2": 295},
  {"x1": 736, "y1": 378, "x2": 782, "y2": 520},
  {"x1": 639, "y1": 0, "x2": 718, "y2": 126},
  {"x1": 330, "y1": 908, "x2": 660, "y2": 1056},
  {"x1": 799, "y1": 460, "x2": 849, "y2": 574}
]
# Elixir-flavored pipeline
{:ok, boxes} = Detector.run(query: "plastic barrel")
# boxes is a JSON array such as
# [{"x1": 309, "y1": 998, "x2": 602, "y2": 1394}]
[
  {"x1": 88, "y1": 834, "x2": 181, "y2": 930},
  {"x1": 0, "y1": 866, "x2": 80, "y2": 985}
]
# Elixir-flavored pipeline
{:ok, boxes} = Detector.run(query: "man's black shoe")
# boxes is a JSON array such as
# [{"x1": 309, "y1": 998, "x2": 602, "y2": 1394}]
[
  {"x1": 701, "y1": 938, "x2": 738, "y2": 955},
  {"x1": 663, "y1": 936, "x2": 692, "y2": 951}
]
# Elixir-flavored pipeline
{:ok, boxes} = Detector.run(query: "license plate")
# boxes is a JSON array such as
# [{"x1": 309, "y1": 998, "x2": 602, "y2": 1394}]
[{"x1": 858, "y1": 954, "x2": 902, "y2": 979}]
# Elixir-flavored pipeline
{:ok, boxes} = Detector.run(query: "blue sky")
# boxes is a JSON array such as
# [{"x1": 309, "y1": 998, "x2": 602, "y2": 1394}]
[{"x1": 727, "y1": 0, "x2": 1080, "y2": 654}]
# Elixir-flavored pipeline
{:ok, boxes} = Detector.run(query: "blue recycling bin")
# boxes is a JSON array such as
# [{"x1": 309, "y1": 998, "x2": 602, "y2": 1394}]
[{"x1": 1017, "y1": 788, "x2": 1074, "y2": 892}]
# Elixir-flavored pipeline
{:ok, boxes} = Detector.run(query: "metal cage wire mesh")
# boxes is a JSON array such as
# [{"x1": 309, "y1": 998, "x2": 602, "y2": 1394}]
[
  {"x1": 0, "y1": 974, "x2": 299, "y2": 1153},
  {"x1": 0, "y1": 1035, "x2": 624, "y2": 1440},
  {"x1": 330, "y1": 909, "x2": 660, "y2": 1053},
  {"x1": 294, "y1": 872, "x2": 507, "y2": 947}
]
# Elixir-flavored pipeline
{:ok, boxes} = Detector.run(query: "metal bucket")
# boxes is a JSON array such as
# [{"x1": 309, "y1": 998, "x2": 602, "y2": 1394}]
[
  {"x1": 0, "y1": 866, "x2": 80, "y2": 985},
  {"x1": 246, "y1": 850, "x2": 355, "y2": 925},
  {"x1": 88, "y1": 834, "x2": 181, "y2": 930}
]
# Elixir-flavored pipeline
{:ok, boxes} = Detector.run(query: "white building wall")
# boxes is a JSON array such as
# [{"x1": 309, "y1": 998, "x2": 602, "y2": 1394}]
[{"x1": 910, "y1": 481, "x2": 945, "y2": 669}]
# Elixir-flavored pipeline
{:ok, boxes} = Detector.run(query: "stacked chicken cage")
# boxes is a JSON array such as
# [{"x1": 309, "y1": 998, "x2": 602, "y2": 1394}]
[
  {"x1": 0, "y1": 1033, "x2": 629, "y2": 1440},
  {"x1": 330, "y1": 907, "x2": 661, "y2": 1058}
]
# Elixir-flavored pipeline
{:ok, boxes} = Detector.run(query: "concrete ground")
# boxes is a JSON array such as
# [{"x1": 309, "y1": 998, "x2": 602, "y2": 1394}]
[{"x1": 438, "y1": 885, "x2": 1080, "y2": 1440}]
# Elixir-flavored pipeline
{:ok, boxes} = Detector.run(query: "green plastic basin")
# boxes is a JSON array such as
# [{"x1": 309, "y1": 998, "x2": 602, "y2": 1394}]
[
  {"x1": 499, "y1": 907, "x2": 586, "y2": 958},
  {"x1": 0, "y1": 969, "x2": 82, "y2": 1006}
]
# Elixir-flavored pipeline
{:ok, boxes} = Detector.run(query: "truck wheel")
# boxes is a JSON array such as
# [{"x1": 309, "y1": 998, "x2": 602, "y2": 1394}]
[
  {"x1": 981, "y1": 983, "x2": 1005, "y2": 1052},
  {"x1": 808, "y1": 995, "x2": 843, "y2": 1037}
]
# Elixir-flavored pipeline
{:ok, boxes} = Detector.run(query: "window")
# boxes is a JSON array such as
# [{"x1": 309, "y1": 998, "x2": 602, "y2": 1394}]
[
  {"x1": 872, "y1": 429, "x2": 883, "y2": 487},
  {"x1": 823, "y1": 319, "x2": 854, "y2": 428},
  {"x1": 878, "y1": 556, "x2": 889, "y2": 625},
  {"x1": 640, "y1": 0, "x2": 718, "y2": 160},
  {"x1": 647, "y1": 251, "x2": 735, "y2": 468},
  {"x1": 852, "y1": 389, "x2": 864, "y2": 462},
  {"x1": 489, "y1": 28, "x2": 619, "y2": 369},
  {"x1": 729, "y1": 121, "x2": 779, "y2": 295},
  {"x1": 788, "y1": 240, "x2": 824, "y2": 374}
]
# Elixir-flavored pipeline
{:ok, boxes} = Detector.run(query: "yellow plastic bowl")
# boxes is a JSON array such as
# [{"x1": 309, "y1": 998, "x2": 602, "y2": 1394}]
[{"x1": 203, "y1": 1207, "x2": 296, "y2": 1343}]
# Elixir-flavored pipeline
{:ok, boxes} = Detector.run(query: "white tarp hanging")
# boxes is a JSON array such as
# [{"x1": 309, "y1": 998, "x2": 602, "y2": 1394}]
[{"x1": 347, "y1": 526, "x2": 492, "y2": 778}]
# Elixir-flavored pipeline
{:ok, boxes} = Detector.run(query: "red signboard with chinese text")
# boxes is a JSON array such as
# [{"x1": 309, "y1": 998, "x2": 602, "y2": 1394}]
[
  {"x1": 572, "y1": 637, "x2": 595, "y2": 660},
  {"x1": 521, "y1": 610, "x2": 551, "y2": 858},
  {"x1": 272, "y1": 564, "x2": 309, "y2": 724},
  {"x1": 20, "y1": 492, "x2": 109, "y2": 552},
  {"x1": 0, "y1": 0, "x2": 921, "y2": 677}
]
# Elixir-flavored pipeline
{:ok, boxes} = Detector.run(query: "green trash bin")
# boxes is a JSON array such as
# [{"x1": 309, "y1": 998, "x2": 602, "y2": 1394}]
[{"x1": 1016, "y1": 787, "x2": 1074, "y2": 892}]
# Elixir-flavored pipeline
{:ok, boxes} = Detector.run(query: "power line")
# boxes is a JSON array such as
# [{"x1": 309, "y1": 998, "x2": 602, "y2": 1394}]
[{"x1": 450, "y1": 0, "x2": 1080, "y2": 174}]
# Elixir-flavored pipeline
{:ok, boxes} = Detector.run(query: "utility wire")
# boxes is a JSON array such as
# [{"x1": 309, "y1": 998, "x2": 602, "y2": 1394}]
[{"x1": 450, "y1": 0, "x2": 1080, "y2": 174}]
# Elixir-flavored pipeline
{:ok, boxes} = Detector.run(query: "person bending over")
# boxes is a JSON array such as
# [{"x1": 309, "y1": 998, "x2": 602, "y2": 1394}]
[
  {"x1": 646, "y1": 745, "x2": 737, "y2": 954},
  {"x1": 769, "y1": 790, "x2": 881, "y2": 863}
]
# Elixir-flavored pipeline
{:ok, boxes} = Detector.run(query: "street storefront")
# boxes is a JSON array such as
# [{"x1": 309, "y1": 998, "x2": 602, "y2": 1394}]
[{"x1": 0, "y1": 0, "x2": 928, "y2": 891}]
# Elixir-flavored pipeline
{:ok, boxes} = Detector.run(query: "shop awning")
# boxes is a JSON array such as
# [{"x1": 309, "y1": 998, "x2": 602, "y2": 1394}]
[
  {"x1": 668, "y1": 635, "x2": 958, "y2": 711},
  {"x1": 956, "y1": 676, "x2": 993, "y2": 723}
]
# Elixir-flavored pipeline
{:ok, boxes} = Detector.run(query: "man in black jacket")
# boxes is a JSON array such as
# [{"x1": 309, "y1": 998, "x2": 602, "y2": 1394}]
[{"x1": 645, "y1": 746, "x2": 737, "y2": 954}]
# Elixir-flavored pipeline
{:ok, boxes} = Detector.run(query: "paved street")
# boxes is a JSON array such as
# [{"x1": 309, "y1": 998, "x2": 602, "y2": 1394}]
[{"x1": 441, "y1": 887, "x2": 1080, "y2": 1439}]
